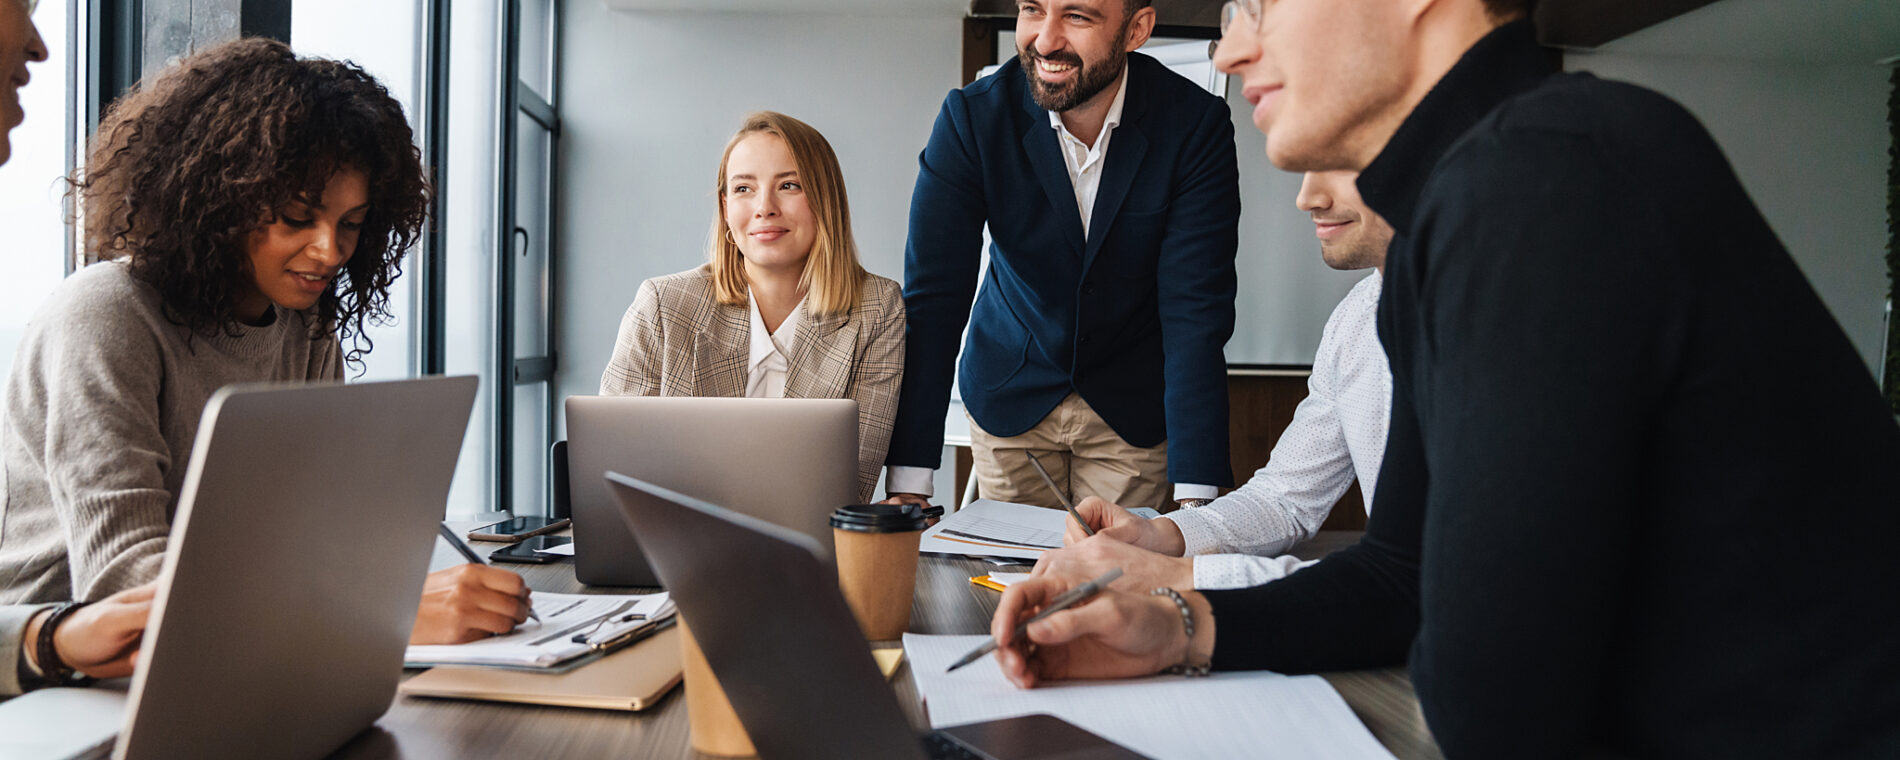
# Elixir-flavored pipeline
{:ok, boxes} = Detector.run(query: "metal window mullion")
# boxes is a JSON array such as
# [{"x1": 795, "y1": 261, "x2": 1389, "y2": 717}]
[
  {"x1": 541, "y1": 0, "x2": 561, "y2": 498},
  {"x1": 419, "y1": 0, "x2": 450, "y2": 376},
  {"x1": 493, "y1": 0, "x2": 522, "y2": 514}
]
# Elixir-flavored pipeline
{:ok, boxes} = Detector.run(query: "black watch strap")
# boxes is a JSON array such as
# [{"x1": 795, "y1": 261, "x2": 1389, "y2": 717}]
[{"x1": 34, "y1": 601, "x2": 94, "y2": 688}]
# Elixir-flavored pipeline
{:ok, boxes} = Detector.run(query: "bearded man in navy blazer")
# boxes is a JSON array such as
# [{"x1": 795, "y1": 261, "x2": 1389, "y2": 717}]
[{"x1": 884, "y1": 0, "x2": 1240, "y2": 511}]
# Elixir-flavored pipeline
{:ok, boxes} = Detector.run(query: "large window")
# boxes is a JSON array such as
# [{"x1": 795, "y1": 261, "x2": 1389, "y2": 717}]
[
  {"x1": 292, "y1": 0, "x2": 425, "y2": 382},
  {"x1": 0, "y1": 0, "x2": 77, "y2": 386},
  {"x1": 1, "y1": 0, "x2": 565, "y2": 519}
]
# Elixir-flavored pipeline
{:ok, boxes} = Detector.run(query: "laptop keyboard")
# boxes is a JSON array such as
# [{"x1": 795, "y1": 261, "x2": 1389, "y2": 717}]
[{"x1": 921, "y1": 730, "x2": 986, "y2": 760}]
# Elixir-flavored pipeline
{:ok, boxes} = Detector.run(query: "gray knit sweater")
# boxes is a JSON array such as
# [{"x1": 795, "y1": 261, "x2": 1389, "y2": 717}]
[{"x1": 0, "y1": 261, "x2": 340, "y2": 605}]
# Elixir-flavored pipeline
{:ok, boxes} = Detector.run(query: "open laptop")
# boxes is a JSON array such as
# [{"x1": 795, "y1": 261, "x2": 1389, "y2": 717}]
[
  {"x1": 564, "y1": 396, "x2": 858, "y2": 586},
  {"x1": 0, "y1": 376, "x2": 477, "y2": 760},
  {"x1": 605, "y1": 472, "x2": 1148, "y2": 760}
]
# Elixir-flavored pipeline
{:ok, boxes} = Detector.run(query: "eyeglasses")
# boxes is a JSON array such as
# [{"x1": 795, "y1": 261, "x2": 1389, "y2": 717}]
[
  {"x1": 1209, "y1": 0, "x2": 1266, "y2": 57},
  {"x1": 1219, "y1": 0, "x2": 1265, "y2": 36}
]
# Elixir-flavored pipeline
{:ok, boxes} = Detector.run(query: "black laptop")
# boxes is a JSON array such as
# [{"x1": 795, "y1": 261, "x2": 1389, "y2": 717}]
[{"x1": 604, "y1": 472, "x2": 1148, "y2": 760}]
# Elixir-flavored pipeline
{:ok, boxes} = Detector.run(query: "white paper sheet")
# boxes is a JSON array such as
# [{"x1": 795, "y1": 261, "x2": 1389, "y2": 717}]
[
  {"x1": 903, "y1": 634, "x2": 1398, "y2": 760},
  {"x1": 405, "y1": 592, "x2": 675, "y2": 668},
  {"x1": 920, "y1": 499, "x2": 1072, "y2": 560},
  {"x1": 985, "y1": 572, "x2": 1031, "y2": 588}
]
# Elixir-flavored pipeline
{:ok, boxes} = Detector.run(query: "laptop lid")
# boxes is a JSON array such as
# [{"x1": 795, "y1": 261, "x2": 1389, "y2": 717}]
[
  {"x1": 565, "y1": 397, "x2": 857, "y2": 586},
  {"x1": 113, "y1": 377, "x2": 477, "y2": 760},
  {"x1": 605, "y1": 472, "x2": 927, "y2": 760}
]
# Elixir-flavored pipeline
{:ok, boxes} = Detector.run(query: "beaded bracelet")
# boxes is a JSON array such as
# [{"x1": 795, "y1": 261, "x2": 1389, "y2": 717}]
[{"x1": 1150, "y1": 587, "x2": 1211, "y2": 677}]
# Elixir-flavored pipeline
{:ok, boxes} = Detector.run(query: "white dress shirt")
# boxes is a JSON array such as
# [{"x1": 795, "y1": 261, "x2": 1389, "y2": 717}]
[
  {"x1": 885, "y1": 72, "x2": 1211, "y2": 501},
  {"x1": 1164, "y1": 273, "x2": 1390, "y2": 589},
  {"x1": 746, "y1": 294, "x2": 804, "y2": 399}
]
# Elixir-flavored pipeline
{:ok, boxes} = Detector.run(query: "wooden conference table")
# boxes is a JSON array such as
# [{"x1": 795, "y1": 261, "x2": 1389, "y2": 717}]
[{"x1": 329, "y1": 531, "x2": 1442, "y2": 759}]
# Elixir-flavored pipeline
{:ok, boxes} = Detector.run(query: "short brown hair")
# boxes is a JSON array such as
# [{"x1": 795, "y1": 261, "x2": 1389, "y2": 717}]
[
  {"x1": 72, "y1": 37, "x2": 429, "y2": 368},
  {"x1": 709, "y1": 111, "x2": 866, "y2": 316}
]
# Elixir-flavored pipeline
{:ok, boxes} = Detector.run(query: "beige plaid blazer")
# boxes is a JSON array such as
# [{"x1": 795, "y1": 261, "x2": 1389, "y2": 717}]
[{"x1": 599, "y1": 264, "x2": 905, "y2": 503}]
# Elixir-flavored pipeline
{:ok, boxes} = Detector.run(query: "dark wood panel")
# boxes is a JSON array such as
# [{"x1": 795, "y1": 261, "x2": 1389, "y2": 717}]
[
  {"x1": 1227, "y1": 374, "x2": 1367, "y2": 530},
  {"x1": 960, "y1": 16, "x2": 1001, "y2": 85}
]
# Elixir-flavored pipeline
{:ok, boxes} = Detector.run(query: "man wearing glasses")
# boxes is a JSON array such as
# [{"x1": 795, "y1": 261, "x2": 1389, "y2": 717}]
[
  {"x1": 990, "y1": 0, "x2": 1900, "y2": 757},
  {"x1": 885, "y1": 0, "x2": 1241, "y2": 515}
]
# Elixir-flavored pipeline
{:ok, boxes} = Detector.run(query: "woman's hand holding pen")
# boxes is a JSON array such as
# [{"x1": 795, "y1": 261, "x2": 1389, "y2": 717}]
[
  {"x1": 990, "y1": 574, "x2": 1216, "y2": 689},
  {"x1": 409, "y1": 564, "x2": 535, "y2": 645}
]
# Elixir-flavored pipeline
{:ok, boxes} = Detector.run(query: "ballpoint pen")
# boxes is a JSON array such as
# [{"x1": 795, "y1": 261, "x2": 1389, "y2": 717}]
[
  {"x1": 1025, "y1": 451, "x2": 1096, "y2": 538},
  {"x1": 945, "y1": 567, "x2": 1121, "y2": 673},
  {"x1": 438, "y1": 522, "x2": 542, "y2": 623}
]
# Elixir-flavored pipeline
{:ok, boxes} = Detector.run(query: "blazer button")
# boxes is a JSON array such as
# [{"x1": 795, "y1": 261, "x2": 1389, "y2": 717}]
[{"x1": 1079, "y1": 335, "x2": 1092, "y2": 345}]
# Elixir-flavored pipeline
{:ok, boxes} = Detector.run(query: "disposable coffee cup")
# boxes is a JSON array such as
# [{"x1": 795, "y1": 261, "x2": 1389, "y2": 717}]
[
  {"x1": 829, "y1": 503, "x2": 928, "y2": 640},
  {"x1": 679, "y1": 617, "x2": 756, "y2": 757}
]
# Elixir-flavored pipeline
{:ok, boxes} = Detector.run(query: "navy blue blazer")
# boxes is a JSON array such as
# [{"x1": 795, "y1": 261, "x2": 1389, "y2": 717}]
[{"x1": 888, "y1": 53, "x2": 1240, "y2": 488}]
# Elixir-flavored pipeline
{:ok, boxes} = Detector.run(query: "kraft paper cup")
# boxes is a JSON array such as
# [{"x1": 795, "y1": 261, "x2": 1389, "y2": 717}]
[
  {"x1": 679, "y1": 618, "x2": 755, "y2": 757},
  {"x1": 830, "y1": 503, "x2": 928, "y2": 640}
]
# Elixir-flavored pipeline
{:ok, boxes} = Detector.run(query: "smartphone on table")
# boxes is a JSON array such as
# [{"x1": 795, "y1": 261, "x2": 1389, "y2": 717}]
[
  {"x1": 487, "y1": 535, "x2": 572, "y2": 564},
  {"x1": 467, "y1": 515, "x2": 571, "y2": 542}
]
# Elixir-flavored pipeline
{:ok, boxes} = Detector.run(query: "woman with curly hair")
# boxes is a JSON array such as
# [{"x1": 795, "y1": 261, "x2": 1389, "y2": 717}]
[{"x1": 0, "y1": 37, "x2": 533, "y2": 646}]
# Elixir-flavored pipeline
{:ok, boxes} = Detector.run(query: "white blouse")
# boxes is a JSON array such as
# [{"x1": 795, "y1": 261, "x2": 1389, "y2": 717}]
[{"x1": 745, "y1": 294, "x2": 805, "y2": 399}]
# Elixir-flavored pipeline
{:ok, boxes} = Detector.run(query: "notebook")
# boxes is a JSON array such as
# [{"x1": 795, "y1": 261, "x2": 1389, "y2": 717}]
[{"x1": 399, "y1": 624, "x2": 682, "y2": 711}]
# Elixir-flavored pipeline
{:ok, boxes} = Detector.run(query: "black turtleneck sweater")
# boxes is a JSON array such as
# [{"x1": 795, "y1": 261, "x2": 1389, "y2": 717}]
[{"x1": 1200, "y1": 20, "x2": 1900, "y2": 759}]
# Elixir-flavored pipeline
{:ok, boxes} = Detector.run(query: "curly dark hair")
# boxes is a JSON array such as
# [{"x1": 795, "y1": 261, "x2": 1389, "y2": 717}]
[{"x1": 69, "y1": 37, "x2": 430, "y2": 368}]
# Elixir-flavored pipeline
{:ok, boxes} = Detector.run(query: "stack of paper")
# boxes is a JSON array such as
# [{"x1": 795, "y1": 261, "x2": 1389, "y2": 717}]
[
  {"x1": 405, "y1": 592, "x2": 676, "y2": 669},
  {"x1": 903, "y1": 634, "x2": 1399, "y2": 760},
  {"x1": 920, "y1": 499, "x2": 1069, "y2": 561}
]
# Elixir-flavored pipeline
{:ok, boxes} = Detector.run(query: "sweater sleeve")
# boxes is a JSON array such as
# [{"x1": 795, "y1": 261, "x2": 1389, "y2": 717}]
[
  {"x1": 1397, "y1": 128, "x2": 1674, "y2": 760},
  {"x1": 1198, "y1": 373, "x2": 1426, "y2": 673},
  {"x1": 11, "y1": 290, "x2": 176, "y2": 600},
  {"x1": 0, "y1": 604, "x2": 53, "y2": 697}
]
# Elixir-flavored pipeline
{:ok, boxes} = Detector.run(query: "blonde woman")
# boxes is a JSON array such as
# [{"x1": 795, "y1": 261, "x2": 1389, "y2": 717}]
[{"x1": 600, "y1": 112, "x2": 904, "y2": 503}]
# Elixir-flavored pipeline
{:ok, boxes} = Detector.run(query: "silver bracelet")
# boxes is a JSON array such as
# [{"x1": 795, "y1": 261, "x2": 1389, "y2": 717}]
[{"x1": 1150, "y1": 587, "x2": 1210, "y2": 677}]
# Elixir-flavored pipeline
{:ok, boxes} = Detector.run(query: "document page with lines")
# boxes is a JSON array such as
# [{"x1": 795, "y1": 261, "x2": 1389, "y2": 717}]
[
  {"x1": 904, "y1": 634, "x2": 1399, "y2": 760},
  {"x1": 404, "y1": 592, "x2": 675, "y2": 669},
  {"x1": 919, "y1": 499, "x2": 1071, "y2": 560}
]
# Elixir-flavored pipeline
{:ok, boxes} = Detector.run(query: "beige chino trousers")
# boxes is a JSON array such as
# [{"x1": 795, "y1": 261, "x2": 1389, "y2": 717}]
[{"x1": 966, "y1": 393, "x2": 1171, "y2": 511}]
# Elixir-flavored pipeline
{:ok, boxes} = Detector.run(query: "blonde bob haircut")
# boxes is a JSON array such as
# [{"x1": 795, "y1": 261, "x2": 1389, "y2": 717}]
[{"x1": 710, "y1": 111, "x2": 866, "y2": 316}]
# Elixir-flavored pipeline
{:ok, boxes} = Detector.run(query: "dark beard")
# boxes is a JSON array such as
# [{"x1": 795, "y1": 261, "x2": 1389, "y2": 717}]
[{"x1": 1019, "y1": 42, "x2": 1129, "y2": 113}]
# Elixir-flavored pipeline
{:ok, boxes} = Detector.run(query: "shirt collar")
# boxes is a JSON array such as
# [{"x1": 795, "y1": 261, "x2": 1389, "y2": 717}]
[
  {"x1": 1356, "y1": 20, "x2": 1551, "y2": 234},
  {"x1": 747, "y1": 292, "x2": 803, "y2": 371},
  {"x1": 1047, "y1": 67, "x2": 1129, "y2": 138}
]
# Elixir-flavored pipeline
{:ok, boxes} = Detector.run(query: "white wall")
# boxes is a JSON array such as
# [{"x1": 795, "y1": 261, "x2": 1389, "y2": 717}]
[
  {"x1": 554, "y1": 6, "x2": 961, "y2": 483},
  {"x1": 1567, "y1": 53, "x2": 1892, "y2": 373}
]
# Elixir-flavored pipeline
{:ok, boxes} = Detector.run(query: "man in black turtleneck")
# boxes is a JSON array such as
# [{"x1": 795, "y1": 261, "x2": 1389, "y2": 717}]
[{"x1": 988, "y1": 1, "x2": 1900, "y2": 757}]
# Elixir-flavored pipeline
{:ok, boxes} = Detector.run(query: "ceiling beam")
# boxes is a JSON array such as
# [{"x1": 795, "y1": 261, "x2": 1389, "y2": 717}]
[
  {"x1": 969, "y1": 0, "x2": 1220, "y2": 27},
  {"x1": 970, "y1": 0, "x2": 1729, "y2": 49},
  {"x1": 1536, "y1": 0, "x2": 1723, "y2": 49}
]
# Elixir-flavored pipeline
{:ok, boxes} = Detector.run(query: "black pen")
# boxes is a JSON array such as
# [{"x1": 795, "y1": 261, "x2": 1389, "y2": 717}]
[
  {"x1": 438, "y1": 522, "x2": 541, "y2": 622},
  {"x1": 945, "y1": 567, "x2": 1122, "y2": 673}
]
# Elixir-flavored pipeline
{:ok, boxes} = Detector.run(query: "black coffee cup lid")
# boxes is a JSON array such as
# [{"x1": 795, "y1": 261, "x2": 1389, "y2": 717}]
[{"x1": 830, "y1": 503, "x2": 927, "y2": 534}]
